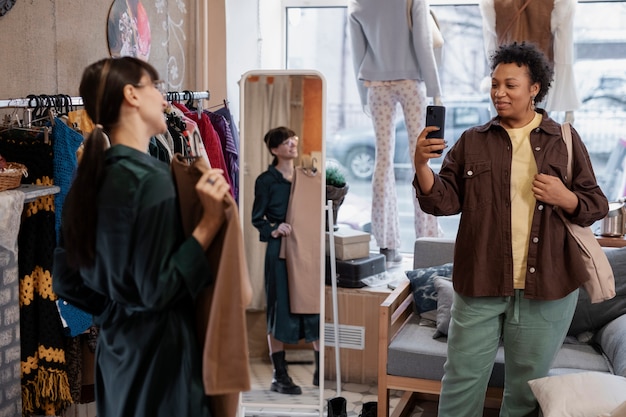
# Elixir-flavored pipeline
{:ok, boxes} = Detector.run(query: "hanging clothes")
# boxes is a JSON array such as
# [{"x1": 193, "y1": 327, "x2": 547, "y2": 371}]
[
  {"x1": 0, "y1": 128, "x2": 72, "y2": 416},
  {"x1": 280, "y1": 165, "x2": 322, "y2": 314},
  {"x1": 207, "y1": 111, "x2": 239, "y2": 203},
  {"x1": 52, "y1": 117, "x2": 84, "y2": 242},
  {"x1": 213, "y1": 104, "x2": 240, "y2": 203},
  {"x1": 168, "y1": 104, "x2": 210, "y2": 164},
  {"x1": 172, "y1": 101, "x2": 234, "y2": 198},
  {"x1": 149, "y1": 135, "x2": 172, "y2": 163},
  {"x1": 171, "y1": 154, "x2": 252, "y2": 417}
]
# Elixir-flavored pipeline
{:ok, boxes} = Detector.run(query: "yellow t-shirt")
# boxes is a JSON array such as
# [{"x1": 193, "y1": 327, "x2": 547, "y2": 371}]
[{"x1": 507, "y1": 112, "x2": 542, "y2": 289}]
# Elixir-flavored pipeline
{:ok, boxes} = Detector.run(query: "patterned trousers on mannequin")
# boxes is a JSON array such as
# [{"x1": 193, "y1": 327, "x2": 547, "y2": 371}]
[{"x1": 367, "y1": 79, "x2": 442, "y2": 250}]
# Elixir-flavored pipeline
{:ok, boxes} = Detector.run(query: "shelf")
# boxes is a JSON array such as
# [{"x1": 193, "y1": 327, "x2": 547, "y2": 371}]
[
  {"x1": 596, "y1": 236, "x2": 626, "y2": 248},
  {"x1": 17, "y1": 184, "x2": 60, "y2": 202}
]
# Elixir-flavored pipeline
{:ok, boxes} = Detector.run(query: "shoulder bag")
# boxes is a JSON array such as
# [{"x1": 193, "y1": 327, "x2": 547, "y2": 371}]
[{"x1": 557, "y1": 122, "x2": 615, "y2": 303}]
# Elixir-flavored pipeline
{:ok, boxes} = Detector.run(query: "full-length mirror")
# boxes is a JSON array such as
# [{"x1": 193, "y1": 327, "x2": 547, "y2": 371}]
[{"x1": 238, "y1": 70, "x2": 326, "y2": 416}]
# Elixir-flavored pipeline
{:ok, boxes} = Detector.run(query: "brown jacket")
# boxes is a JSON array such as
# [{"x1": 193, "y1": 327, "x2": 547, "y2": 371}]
[
  {"x1": 171, "y1": 154, "x2": 252, "y2": 417},
  {"x1": 415, "y1": 110, "x2": 608, "y2": 300}
]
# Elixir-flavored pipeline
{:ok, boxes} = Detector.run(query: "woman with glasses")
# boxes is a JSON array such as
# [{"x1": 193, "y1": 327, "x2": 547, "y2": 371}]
[
  {"x1": 53, "y1": 56, "x2": 229, "y2": 417},
  {"x1": 252, "y1": 126, "x2": 321, "y2": 395}
]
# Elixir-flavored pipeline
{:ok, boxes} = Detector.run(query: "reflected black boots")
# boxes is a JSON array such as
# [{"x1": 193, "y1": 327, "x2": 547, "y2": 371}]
[
  {"x1": 313, "y1": 350, "x2": 320, "y2": 386},
  {"x1": 359, "y1": 401, "x2": 377, "y2": 417},
  {"x1": 327, "y1": 396, "x2": 347, "y2": 417},
  {"x1": 270, "y1": 351, "x2": 302, "y2": 395}
]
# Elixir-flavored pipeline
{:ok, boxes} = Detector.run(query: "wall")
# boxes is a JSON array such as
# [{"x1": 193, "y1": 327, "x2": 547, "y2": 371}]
[
  {"x1": 0, "y1": 0, "x2": 200, "y2": 102},
  {"x1": 0, "y1": 0, "x2": 227, "y2": 414}
]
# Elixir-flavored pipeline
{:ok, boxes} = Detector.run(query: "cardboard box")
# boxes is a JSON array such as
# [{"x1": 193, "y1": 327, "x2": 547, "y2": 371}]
[{"x1": 326, "y1": 228, "x2": 371, "y2": 260}]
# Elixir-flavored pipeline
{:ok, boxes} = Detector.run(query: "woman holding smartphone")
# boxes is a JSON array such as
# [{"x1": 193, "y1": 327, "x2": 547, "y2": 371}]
[{"x1": 413, "y1": 42, "x2": 608, "y2": 416}]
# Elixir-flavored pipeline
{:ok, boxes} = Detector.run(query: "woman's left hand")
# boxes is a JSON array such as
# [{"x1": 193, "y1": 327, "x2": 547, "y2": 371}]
[
  {"x1": 532, "y1": 173, "x2": 579, "y2": 213},
  {"x1": 192, "y1": 169, "x2": 230, "y2": 249}
]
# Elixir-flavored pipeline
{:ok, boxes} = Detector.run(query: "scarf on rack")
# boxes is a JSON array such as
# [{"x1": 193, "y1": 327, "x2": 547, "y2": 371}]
[{"x1": 0, "y1": 128, "x2": 72, "y2": 416}]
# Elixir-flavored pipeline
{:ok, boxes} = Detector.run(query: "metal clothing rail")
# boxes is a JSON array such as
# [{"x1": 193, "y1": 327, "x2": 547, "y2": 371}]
[{"x1": 0, "y1": 90, "x2": 211, "y2": 109}]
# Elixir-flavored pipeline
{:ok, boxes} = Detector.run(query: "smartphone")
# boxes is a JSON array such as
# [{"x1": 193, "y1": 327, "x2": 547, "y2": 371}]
[{"x1": 425, "y1": 105, "x2": 446, "y2": 154}]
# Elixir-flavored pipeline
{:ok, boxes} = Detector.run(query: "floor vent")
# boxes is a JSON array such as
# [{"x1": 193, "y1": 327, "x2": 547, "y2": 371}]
[{"x1": 324, "y1": 323, "x2": 365, "y2": 350}]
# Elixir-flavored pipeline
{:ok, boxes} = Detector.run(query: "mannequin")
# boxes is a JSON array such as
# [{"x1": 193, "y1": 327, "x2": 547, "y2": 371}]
[
  {"x1": 479, "y1": 0, "x2": 580, "y2": 122},
  {"x1": 348, "y1": 0, "x2": 443, "y2": 265}
]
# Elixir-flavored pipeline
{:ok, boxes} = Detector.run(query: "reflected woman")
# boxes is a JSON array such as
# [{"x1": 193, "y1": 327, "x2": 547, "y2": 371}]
[{"x1": 251, "y1": 126, "x2": 321, "y2": 395}]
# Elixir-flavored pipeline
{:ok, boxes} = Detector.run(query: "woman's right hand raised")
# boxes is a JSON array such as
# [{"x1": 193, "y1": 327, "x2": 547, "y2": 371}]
[
  {"x1": 192, "y1": 168, "x2": 230, "y2": 250},
  {"x1": 413, "y1": 127, "x2": 443, "y2": 196},
  {"x1": 414, "y1": 126, "x2": 446, "y2": 167}
]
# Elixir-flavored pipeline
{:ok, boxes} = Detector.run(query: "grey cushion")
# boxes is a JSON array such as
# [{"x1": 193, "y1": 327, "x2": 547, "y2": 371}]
[
  {"x1": 596, "y1": 314, "x2": 626, "y2": 377},
  {"x1": 433, "y1": 276, "x2": 453, "y2": 339},
  {"x1": 406, "y1": 264, "x2": 453, "y2": 314},
  {"x1": 387, "y1": 315, "x2": 506, "y2": 387},
  {"x1": 413, "y1": 238, "x2": 455, "y2": 269},
  {"x1": 549, "y1": 343, "x2": 611, "y2": 375},
  {"x1": 568, "y1": 247, "x2": 626, "y2": 335}
]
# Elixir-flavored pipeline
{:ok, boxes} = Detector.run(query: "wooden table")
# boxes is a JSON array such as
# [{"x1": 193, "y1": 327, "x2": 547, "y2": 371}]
[
  {"x1": 324, "y1": 285, "x2": 391, "y2": 384},
  {"x1": 597, "y1": 236, "x2": 626, "y2": 248}
]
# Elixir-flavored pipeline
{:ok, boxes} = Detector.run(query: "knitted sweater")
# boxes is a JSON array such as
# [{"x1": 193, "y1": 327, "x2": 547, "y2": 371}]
[{"x1": 348, "y1": 0, "x2": 442, "y2": 106}]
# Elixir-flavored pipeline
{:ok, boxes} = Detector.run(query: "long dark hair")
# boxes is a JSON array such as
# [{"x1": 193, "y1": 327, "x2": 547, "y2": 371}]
[
  {"x1": 263, "y1": 126, "x2": 296, "y2": 166},
  {"x1": 62, "y1": 57, "x2": 160, "y2": 268}
]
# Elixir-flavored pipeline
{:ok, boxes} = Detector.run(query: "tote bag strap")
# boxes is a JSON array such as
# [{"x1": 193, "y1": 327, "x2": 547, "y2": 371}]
[{"x1": 561, "y1": 122, "x2": 573, "y2": 188}]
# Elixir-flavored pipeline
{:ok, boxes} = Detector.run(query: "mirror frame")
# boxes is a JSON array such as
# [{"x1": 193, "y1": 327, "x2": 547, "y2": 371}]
[{"x1": 237, "y1": 69, "x2": 327, "y2": 417}]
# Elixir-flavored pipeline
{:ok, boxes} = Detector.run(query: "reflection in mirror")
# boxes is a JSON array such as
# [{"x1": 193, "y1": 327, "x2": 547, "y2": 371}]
[{"x1": 239, "y1": 70, "x2": 326, "y2": 416}]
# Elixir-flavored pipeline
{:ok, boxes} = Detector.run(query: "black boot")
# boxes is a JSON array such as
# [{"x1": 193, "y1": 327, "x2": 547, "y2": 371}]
[
  {"x1": 327, "y1": 396, "x2": 347, "y2": 417},
  {"x1": 270, "y1": 351, "x2": 302, "y2": 395},
  {"x1": 313, "y1": 350, "x2": 319, "y2": 386},
  {"x1": 359, "y1": 401, "x2": 377, "y2": 417}
]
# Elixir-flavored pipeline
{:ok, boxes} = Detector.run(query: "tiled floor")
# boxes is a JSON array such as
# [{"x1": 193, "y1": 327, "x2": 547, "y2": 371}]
[
  {"x1": 240, "y1": 352, "x2": 449, "y2": 417},
  {"x1": 239, "y1": 254, "x2": 433, "y2": 417}
]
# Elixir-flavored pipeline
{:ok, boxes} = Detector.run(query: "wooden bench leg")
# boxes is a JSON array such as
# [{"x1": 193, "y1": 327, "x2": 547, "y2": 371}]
[{"x1": 390, "y1": 392, "x2": 419, "y2": 417}]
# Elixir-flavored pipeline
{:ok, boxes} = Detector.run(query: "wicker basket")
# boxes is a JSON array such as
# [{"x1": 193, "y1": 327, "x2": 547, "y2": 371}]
[{"x1": 0, "y1": 162, "x2": 28, "y2": 192}]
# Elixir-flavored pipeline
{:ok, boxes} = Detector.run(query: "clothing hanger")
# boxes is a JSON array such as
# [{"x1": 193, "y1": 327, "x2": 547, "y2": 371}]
[
  {"x1": 206, "y1": 99, "x2": 229, "y2": 111},
  {"x1": 300, "y1": 155, "x2": 318, "y2": 175}
]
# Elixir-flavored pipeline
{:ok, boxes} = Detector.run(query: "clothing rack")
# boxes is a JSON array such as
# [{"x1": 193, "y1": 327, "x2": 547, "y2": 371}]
[{"x1": 0, "y1": 90, "x2": 211, "y2": 109}]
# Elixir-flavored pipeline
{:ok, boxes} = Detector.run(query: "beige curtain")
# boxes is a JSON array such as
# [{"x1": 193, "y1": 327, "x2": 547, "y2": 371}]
[{"x1": 242, "y1": 75, "x2": 291, "y2": 310}]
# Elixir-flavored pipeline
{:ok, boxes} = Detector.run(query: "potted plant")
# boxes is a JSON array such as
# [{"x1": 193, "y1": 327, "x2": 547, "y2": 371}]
[{"x1": 326, "y1": 162, "x2": 349, "y2": 230}]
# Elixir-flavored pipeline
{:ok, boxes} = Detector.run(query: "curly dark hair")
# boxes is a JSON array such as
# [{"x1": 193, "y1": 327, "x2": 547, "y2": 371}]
[{"x1": 490, "y1": 42, "x2": 554, "y2": 103}]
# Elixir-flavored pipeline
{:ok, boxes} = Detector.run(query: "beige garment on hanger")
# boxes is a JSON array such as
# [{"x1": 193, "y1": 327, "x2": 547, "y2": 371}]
[
  {"x1": 280, "y1": 165, "x2": 322, "y2": 314},
  {"x1": 171, "y1": 154, "x2": 252, "y2": 417}
]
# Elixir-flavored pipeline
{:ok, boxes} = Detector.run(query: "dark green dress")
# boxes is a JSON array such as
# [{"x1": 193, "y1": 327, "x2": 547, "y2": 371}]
[
  {"x1": 53, "y1": 145, "x2": 212, "y2": 417},
  {"x1": 251, "y1": 165, "x2": 320, "y2": 344}
]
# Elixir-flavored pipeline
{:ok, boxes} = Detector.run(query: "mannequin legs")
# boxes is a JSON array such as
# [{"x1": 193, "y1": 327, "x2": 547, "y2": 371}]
[{"x1": 367, "y1": 80, "x2": 441, "y2": 256}]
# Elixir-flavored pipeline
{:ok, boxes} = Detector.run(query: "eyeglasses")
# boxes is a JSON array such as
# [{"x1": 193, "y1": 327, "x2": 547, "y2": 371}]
[
  {"x1": 133, "y1": 79, "x2": 168, "y2": 99},
  {"x1": 280, "y1": 136, "x2": 299, "y2": 146}
]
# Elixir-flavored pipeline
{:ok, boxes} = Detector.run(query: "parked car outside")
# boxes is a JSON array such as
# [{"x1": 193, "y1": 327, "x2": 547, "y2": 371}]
[{"x1": 327, "y1": 97, "x2": 493, "y2": 180}]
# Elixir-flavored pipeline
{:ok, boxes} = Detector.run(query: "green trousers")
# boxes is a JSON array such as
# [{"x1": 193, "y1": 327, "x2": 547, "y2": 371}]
[{"x1": 438, "y1": 289, "x2": 579, "y2": 417}]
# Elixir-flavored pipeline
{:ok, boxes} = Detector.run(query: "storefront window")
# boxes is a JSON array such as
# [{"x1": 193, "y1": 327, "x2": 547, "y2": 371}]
[{"x1": 284, "y1": 1, "x2": 626, "y2": 252}]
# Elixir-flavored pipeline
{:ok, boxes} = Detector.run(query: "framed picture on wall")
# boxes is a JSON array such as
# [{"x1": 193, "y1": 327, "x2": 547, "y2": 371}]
[{"x1": 107, "y1": 0, "x2": 151, "y2": 60}]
